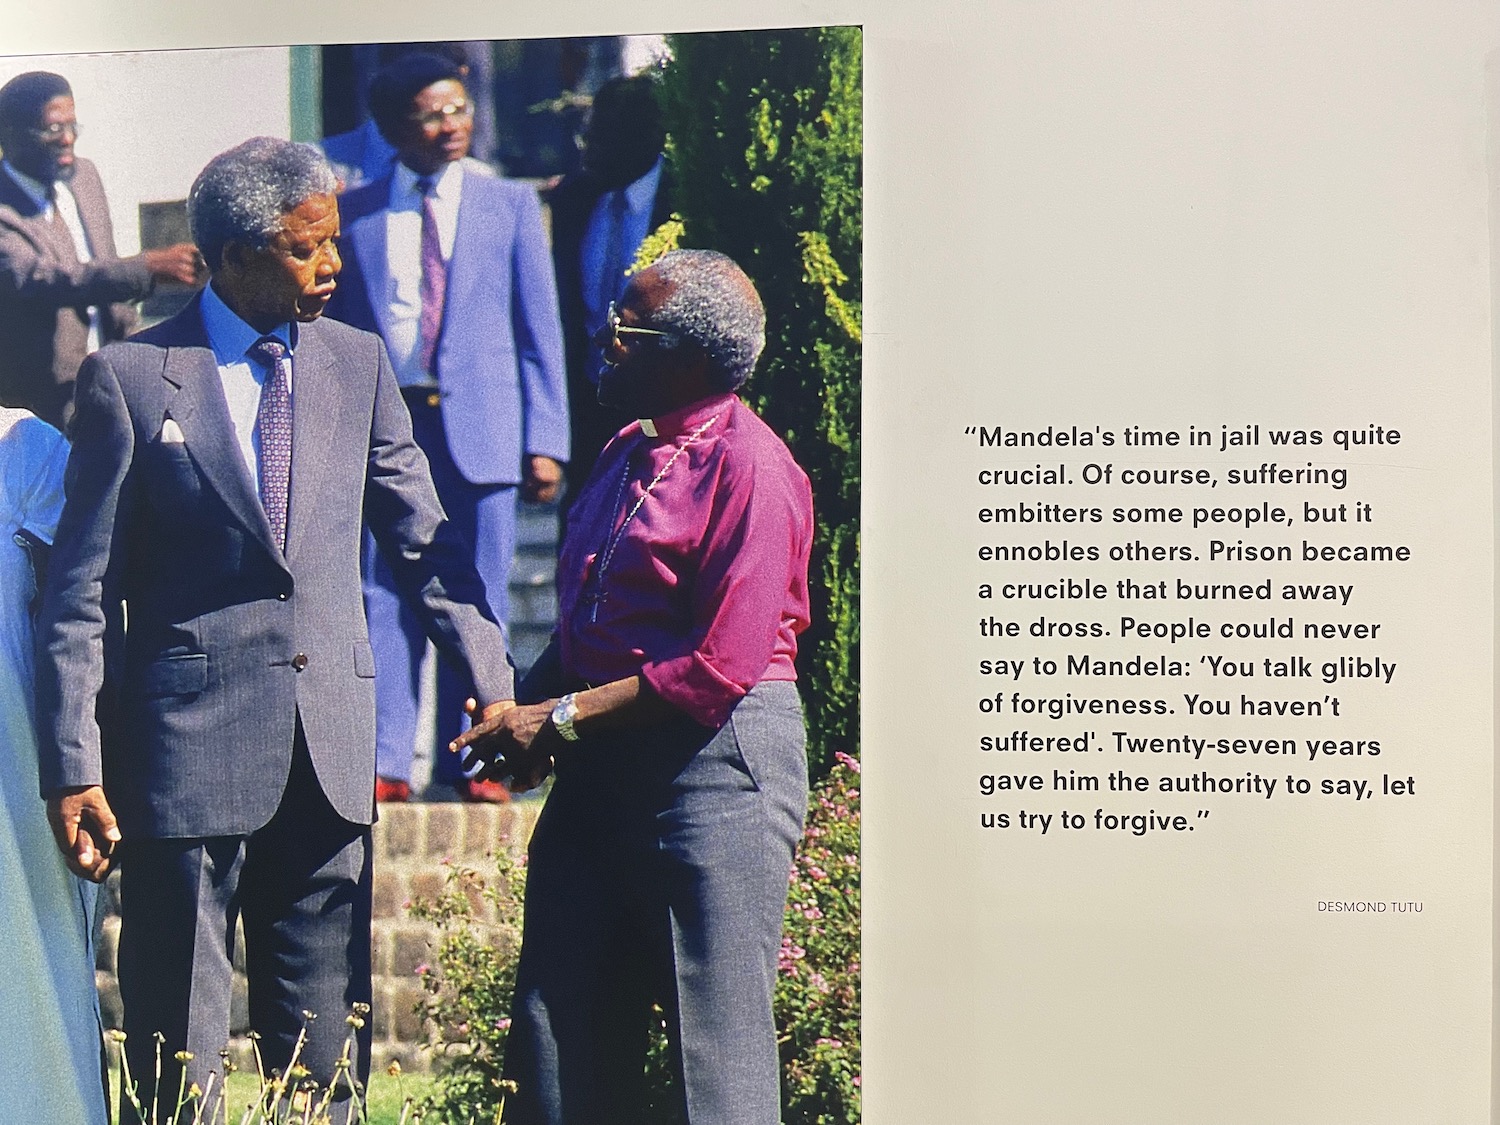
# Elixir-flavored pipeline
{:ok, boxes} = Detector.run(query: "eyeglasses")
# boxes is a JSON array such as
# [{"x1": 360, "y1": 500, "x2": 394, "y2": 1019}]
[
  {"x1": 408, "y1": 101, "x2": 474, "y2": 129},
  {"x1": 593, "y1": 301, "x2": 681, "y2": 358},
  {"x1": 31, "y1": 121, "x2": 80, "y2": 141}
]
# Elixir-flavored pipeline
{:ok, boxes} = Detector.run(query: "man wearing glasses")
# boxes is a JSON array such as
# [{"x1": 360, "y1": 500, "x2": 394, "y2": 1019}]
[
  {"x1": 326, "y1": 52, "x2": 569, "y2": 803},
  {"x1": 0, "y1": 71, "x2": 201, "y2": 431},
  {"x1": 454, "y1": 249, "x2": 815, "y2": 1125}
]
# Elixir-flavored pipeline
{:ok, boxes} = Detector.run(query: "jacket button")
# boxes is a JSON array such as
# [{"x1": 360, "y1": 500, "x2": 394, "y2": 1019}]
[
  {"x1": 291, "y1": 653, "x2": 309, "y2": 671},
  {"x1": 277, "y1": 592, "x2": 289, "y2": 601}
]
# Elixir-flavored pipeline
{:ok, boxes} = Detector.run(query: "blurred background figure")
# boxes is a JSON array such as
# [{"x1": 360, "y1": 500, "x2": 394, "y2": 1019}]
[
  {"x1": 327, "y1": 52, "x2": 568, "y2": 804},
  {"x1": 0, "y1": 406, "x2": 107, "y2": 1125},
  {"x1": 0, "y1": 71, "x2": 201, "y2": 431},
  {"x1": 545, "y1": 73, "x2": 671, "y2": 507},
  {"x1": 320, "y1": 42, "x2": 496, "y2": 190}
]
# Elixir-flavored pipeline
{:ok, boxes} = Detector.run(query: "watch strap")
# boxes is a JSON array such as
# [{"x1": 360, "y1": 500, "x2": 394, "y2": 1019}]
[{"x1": 551, "y1": 692, "x2": 581, "y2": 742}]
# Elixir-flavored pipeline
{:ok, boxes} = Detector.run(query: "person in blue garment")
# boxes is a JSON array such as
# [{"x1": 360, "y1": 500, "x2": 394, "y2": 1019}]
[
  {"x1": 0, "y1": 405, "x2": 106, "y2": 1124},
  {"x1": 326, "y1": 52, "x2": 569, "y2": 803}
]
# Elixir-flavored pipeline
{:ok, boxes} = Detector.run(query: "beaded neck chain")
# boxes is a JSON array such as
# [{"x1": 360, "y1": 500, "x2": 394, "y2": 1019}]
[{"x1": 584, "y1": 410, "x2": 725, "y2": 622}]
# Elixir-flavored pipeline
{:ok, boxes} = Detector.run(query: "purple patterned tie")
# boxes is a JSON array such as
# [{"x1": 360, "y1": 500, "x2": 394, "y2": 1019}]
[
  {"x1": 250, "y1": 336, "x2": 292, "y2": 552},
  {"x1": 417, "y1": 177, "x2": 446, "y2": 376}
]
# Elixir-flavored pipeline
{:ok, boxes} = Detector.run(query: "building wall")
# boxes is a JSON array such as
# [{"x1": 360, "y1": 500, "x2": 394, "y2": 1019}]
[{"x1": 0, "y1": 48, "x2": 292, "y2": 253}]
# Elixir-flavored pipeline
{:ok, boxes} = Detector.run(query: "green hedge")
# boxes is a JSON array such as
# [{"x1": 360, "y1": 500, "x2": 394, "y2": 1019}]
[{"x1": 656, "y1": 27, "x2": 862, "y2": 779}]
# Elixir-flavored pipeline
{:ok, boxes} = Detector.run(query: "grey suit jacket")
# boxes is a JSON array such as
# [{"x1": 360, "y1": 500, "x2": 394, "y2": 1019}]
[
  {"x1": 34, "y1": 295, "x2": 513, "y2": 837},
  {"x1": 0, "y1": 158, "x2": 152, "y2": 431}
]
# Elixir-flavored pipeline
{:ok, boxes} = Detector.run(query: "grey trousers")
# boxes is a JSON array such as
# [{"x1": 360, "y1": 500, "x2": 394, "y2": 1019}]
[
  {"x1": 116, "y1": 735, "x2": 372, "y2": 1124},
  {"x1": 504, "y1": 680, "x2": 808, "y2": 1125}
]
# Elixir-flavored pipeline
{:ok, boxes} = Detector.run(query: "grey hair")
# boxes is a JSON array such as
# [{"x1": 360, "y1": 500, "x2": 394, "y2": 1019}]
[
  {"x1": 645, "y1": 250, "x2": 766, "y2": 391},
  {"x1": 188, "y1": 138, "x2": 338, "y2": 270}
]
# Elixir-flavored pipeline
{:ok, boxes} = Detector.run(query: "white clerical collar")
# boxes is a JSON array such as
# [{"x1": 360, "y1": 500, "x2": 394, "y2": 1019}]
[{"x1": 639, "y1": 418, "x2": 658, "y2": 438}]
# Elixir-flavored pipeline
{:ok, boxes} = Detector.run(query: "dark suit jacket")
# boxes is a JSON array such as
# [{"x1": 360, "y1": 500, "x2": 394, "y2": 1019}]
[
  {"x1": 34, "y1": 295, "x2": 513, "y2": 838},
  {"x1": 545, "y1": 166, "x2": 673, "y2": 495},
  {"x1": 328, "y1": 168, "x2": 569, "y2": 484},
  {"x1": 0, "y1": 158, "x2": 152, "y2": 431}
]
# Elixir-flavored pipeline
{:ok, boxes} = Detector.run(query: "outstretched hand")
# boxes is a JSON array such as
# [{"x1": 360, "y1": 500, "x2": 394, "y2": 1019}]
[
  {"x1": 46, "y1": 785, "x2": 121, "y2": 882},
  {"x1": 451, "y1": 698, "x2": 558, "y2": 793}
]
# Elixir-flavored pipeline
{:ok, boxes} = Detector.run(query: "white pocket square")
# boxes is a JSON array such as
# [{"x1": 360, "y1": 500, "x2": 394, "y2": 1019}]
[{"x1": 159, "y1": 418, "x2": 185, "y2": 443}]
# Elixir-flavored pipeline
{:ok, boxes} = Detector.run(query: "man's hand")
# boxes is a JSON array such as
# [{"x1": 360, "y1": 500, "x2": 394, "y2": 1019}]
[
  {"x1": 452, "y1": 698, "x2": 558, "y2": 792},
  {"x1": 46, "y1": 785, "x2": 121, "y2": 882},
  {"x1": 522, "y1": 455, "x2": 564, "y2": 504},
  {"x1": 141, "y1": 242, "x2": 204, "y2": 286}
]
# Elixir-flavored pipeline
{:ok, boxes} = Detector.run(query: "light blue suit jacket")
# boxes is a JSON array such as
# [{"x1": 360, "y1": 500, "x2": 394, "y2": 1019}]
[
  {"x1": 34, "y1": 295, "x2": 513, "y2": 837},
  {"x1": 328, "y1": 168, "x2": 569, "y2": 484}
]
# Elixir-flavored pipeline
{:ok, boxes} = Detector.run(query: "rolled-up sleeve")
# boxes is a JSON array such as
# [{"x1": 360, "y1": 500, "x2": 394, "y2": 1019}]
[{"x1": 641, "y1": 451, "x2": 812, "y2": 728}]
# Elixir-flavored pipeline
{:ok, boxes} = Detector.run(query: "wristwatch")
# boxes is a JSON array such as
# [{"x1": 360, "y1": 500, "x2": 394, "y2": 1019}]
[{"x1": 550, "y1": 692, "x2": 581, "y2": 742}]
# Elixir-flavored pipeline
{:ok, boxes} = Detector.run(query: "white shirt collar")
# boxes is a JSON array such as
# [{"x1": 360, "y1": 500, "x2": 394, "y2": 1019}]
[
  {"x1": 200, "y1": 281, "x2": 294, "y2": 369},
  {"x1": 391, "y1": 158, "x2": 463, "y2": 205}
]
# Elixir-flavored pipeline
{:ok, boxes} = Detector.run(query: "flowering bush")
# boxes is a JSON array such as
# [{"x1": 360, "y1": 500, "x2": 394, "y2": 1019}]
[
  {"x1": 777, "y1": 751, "x2": 862, "y2": 1124},
  {"x1": 411, "y1": 754, "x2": 861, "y2": 1125},
  {"x1": 406, "y1": 853, "x2": 526, "y2": 1124}
]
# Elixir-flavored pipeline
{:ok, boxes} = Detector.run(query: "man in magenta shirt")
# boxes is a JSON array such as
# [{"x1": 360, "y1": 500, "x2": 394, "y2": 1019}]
[{"x1": 454, "y1": 249, "x2": 813, "y2": 1125}]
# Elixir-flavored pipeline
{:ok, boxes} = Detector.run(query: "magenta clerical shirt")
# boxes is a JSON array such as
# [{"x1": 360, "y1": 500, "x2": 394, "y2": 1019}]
[{"x1": 557, "y1": 391, "x2": 814, "y2": 729}]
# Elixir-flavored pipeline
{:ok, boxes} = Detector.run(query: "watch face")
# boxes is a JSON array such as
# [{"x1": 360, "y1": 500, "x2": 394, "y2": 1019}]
[{"x1": 552, "y1": 694, "x2": 580, "y2": 740}]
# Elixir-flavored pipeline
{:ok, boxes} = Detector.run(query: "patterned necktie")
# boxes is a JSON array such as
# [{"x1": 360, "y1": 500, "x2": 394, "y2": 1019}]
[
  {"x1": 250, "y1": 336, "x2": 292, "y2": 552},
  {"x1": 416, "y1": 176, "x2": 446, "y2": 376}
]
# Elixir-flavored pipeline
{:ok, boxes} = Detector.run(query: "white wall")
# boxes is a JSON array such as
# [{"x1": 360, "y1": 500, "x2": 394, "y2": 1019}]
[{"x1": 0, "y1": 49, "x2": 291, "y2": 253}]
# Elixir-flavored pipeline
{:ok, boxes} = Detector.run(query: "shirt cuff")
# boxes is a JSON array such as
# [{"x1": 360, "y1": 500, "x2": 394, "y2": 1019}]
[{"x1": 641, "y1": 652, "x2": 747, "y2": 729}]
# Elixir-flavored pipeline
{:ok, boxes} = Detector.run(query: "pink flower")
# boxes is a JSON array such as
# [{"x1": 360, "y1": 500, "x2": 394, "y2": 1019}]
[{"x1": 777, "y1": 936, "x2": 807, "y2": 974}]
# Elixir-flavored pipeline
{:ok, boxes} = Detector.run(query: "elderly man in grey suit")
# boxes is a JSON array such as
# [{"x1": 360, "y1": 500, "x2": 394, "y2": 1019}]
[
  {"x1": 0, "y1": 71, "x2": 200, "y2": 431},
  {"x1": 35, "y1": 137, "x2": 514, "y2": 1121}
]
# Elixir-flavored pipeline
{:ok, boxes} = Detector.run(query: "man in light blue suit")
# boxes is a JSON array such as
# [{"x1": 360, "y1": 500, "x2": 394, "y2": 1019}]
[
  {"x1": 34, "y1": 137, "x2": 515, "y2": 1121},
  {"x1": 327, "y1": 53, "x2": 568, "y2": 803}
]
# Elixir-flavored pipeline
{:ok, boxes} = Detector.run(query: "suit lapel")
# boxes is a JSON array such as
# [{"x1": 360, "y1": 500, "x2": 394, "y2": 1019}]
[
  {"x1": 67, "y1": 161, "x2": 116, "y2": 261},
  {"x1": 160, "y1": 302, "x2": 283, "y2": 559},
  {"x1": 286, "y1": 322, "x2": 337, "y2": 560},
  {"x1": 348, "y1": 183, "x2": 392, "y2": 341},
  {"x1": 444, "y1": 170, "x2": 490, "y2": 331}
]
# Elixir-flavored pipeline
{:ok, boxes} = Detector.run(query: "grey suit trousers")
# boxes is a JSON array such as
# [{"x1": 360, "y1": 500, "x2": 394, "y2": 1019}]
[
  {"x1": 116, "y1": 725, "x2": 371, "y2": 1124},
  {"x1": 504, "y1": 680, "x2": 808, "y2": 1125}
]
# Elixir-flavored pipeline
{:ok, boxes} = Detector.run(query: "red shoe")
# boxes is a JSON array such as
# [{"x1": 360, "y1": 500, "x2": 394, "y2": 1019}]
[
  {"x1": 375, "y1": 776, "x2": 411, "y2": 803},
  {"x1": 457, "y1": 777, "x2": 511, "y2": 804}
]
